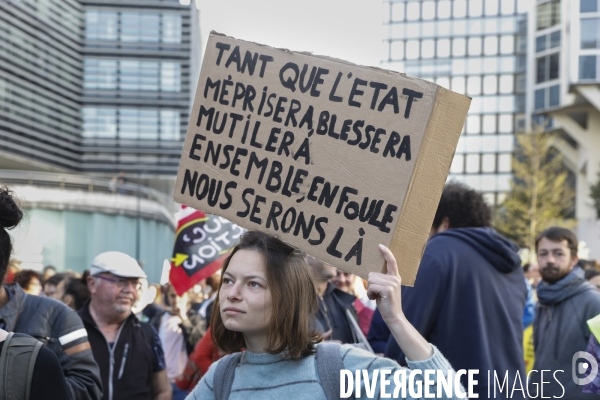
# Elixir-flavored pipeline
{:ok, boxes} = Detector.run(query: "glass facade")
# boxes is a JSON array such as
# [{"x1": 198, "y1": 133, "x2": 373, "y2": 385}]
[
  {"x1": 81, "y1": 2, "x2": 192, "y2": 175},
  {"x1": 382, "y1": 0, "x2": 528, "y2": 204}
]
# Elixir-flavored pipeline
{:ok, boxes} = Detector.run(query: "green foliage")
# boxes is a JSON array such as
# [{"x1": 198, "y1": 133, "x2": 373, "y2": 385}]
[{"x1": 494, "y1": 129, "x2": 575, "y2": 257}]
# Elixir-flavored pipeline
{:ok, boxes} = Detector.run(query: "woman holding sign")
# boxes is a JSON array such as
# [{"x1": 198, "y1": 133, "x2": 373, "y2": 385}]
[{"x1": 186, "y1": 231, "x2": 465, "y2": 400}]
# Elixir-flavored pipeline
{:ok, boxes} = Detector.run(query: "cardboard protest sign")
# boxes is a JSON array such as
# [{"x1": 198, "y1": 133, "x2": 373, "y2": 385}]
[
  {"x1": 169, "y1": 205, "x2": 244, "y2": 295},
  {"x1": 174, "y1": 32, "x2": 470, "y2": 285}
]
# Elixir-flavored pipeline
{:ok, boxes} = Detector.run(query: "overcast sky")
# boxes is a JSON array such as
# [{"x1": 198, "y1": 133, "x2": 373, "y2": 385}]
[{"x1": 194, "y1": 0, "x2": 386, "y2": 68}]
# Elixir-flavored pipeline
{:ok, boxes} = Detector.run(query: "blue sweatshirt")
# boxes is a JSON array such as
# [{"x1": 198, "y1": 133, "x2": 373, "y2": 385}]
[
  {"x1": 384, "y1": 227, "x2": 527, "y2": 399},
  {"x1": 188, "y1": 343, "x2": 463, "y2": 400}
]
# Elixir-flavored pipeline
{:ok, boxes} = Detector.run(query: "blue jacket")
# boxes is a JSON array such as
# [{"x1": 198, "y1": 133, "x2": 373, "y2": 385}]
[{"x1": 384, "y1": 227, "x2": 527, "y2": 399}]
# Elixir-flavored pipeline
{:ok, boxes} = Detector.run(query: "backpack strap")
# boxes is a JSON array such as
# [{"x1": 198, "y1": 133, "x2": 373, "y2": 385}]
[
  {"x1": 213, "y1": 352, "x2": 243, "y2": 400},
  {"x1": 0, "y1": 332, "x2": 13, "y2": 400},
  {"x1": 25, "y1": 341, "x2": 42, "y2": 400},
  {"x1": 316, "y1": 342, "x2": 345, "y2": 400},
  {"x1": 0, "y1": 332, "x2": 43, "y2": 400}
]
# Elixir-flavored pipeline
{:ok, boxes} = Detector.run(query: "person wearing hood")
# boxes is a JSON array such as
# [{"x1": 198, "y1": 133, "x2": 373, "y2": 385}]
[
  {"x1": 528, "y1": 227, "x2": 600, "y2": 397},
  {"x1": 384, "y1": 182, "x2": 527, "y2": 399}
]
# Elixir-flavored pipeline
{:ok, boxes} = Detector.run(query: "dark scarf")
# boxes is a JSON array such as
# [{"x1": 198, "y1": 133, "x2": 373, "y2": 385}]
[{"x1": 537, "y1": 267, "x2": 593, "y2": 305}]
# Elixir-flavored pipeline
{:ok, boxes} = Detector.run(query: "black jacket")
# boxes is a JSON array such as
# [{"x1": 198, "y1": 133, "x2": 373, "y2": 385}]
[
  {"x1": 0, "y1": 284, "x2": 102, "y2": 400},
  {"x1": 384, "y1": 228, "x2": 527, "y2": 399},
  {"x1": 79, "y1": 301, "x2": 164, "y2": 400},
  {"x1": 322, "y1": 282, "x2": 359, "y2": 344}
]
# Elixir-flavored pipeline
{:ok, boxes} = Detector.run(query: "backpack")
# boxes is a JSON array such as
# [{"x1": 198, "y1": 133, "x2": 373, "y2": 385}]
[
  {"x1": 0, "y1": 332, "x2": 43, "y2": 400},
  {"x1": 213, "y1": 341, "x2": 360, "y2": 400}
]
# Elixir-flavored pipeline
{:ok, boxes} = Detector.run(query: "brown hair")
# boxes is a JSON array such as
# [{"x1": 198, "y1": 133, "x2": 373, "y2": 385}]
[
  {"x1": 210, "y1": 231, "x2": 321, "y2": 359},
  {"x1": 14, "y1": 269, "x2": 41, "y2": 291},
  {"x1": 535, "y1": 226, "x2": 578, "y2": 258}
]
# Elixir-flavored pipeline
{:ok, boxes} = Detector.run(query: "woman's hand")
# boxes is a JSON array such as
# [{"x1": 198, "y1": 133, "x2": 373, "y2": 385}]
[
  {"x1": 367, "y1": 244, "x2": 434, "y2": 361},
  {"x1": 366, "y1": 244, "x2": 405, "y2": 326}
]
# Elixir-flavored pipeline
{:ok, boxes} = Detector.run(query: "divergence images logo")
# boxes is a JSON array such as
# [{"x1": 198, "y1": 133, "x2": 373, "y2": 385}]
[{"x1": 572, "y1": 351, "x2": 599, "y2": 385}]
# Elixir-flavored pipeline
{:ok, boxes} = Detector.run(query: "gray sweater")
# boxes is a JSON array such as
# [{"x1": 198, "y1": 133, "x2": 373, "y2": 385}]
[{"x1": 187, "y1": 343, "x2": 462, "y2": 400}]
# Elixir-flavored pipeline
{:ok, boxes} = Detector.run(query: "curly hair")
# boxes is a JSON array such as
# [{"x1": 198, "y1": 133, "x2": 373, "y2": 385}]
[
  {"x1": 14, "y1": 270, "x2": 41, "y2": 291},
  {"x1": 432, "y1": 182, "x2": 492, "y2": 229}
]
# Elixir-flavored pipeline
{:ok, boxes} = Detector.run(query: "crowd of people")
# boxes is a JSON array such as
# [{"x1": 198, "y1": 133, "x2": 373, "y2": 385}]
[{"x1": 3, "y1": 181, "x2": 600, "y2": 399}]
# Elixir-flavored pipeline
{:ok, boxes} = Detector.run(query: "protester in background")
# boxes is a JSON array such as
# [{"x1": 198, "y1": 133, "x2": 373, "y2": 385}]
[
  {"x1": 43, "y1": 265, "x2": 57, "y2": 281},
  {"x1": 150, "y1": 283, "x2": 205, "y2": 400},
  {"x1": 583, "y1": 313, "x2": 600, "y2": 394},
  {"x1": 331, "y1": 269, "x2": 376, "y2": 336},
  {"x1": 524, "y1": 262, "x2": 542, "y2": 289},
  {"x1": 304, "y1": 258, "x2": 359, "y2": 344},
  {"x1": 14, "y1": 269, "x2": 43, "y2": 295},
  {"x1": 193, "y1": 274, "x2": 220, "y2": 328},
  {"x1": 80, "y1": 251, "x2": 171, "y2": 400},
  {"x1": 44, "y1": 273, "x2": 63, "y2": 298},
  {"x1": 61, "y1": 272, "x2": 91, "y2": 311},
  {"x1": 0, "y1": 186, "x2": 102, "y2": 400},
  {"x1": 529, "y1": 227, "x2": 600, "y2": 396},
  {"x1": 305, "y1": 256, "x2": 336, "y2": 339},
  {"x1": 187, "y1": 231, "x2": 462, "y2": 400},
  {"x1": 384, "y1": 182, "x2": 527, "y2": 399},
  {"x1": 585, "y1": 268, "x2": 600, "y2": 290},
  {"x1": 140, "y1": 283, "x2": 165, "y2": 323}
]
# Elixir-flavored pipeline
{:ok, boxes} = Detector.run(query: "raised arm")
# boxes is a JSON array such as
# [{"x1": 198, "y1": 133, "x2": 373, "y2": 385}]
[{"x1": 366, "y1": 244, "x2": 433, "y2": 362}]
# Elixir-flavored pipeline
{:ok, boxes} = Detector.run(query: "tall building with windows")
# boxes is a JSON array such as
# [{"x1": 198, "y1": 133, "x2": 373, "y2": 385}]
[
  {"x1": 0, "y1": 0, "x2": 200, "y2": 278},
  {"x1": 527, "y1": 0, "x2": 600, "y2": 258},
  {"x1": 81, "y1": 0, "x2": 197, "y2": 184},
  {"x1": 382, "y1": 0, "x2": 529, "y2": 206}
]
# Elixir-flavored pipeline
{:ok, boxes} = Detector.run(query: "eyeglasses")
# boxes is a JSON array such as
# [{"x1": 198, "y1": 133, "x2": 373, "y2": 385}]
[{"x1": 95, "y1": 275, "x2": 142, "y2": 291}]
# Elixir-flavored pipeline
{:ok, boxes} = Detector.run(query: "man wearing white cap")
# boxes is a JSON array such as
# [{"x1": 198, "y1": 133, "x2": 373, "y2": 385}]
[{"x1": 79, "y1": 252, "x2": 172, "y2": 400}]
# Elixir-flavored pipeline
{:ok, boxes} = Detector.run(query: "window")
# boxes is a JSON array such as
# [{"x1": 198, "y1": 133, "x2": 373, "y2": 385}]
[
  {"x1": 498, "y1": 154, "x2": 512, "y2": 172},
  {"x1": 454, "y1": 0, "x2": 467, "y2": 17},
  {"x1": 483, "y1": 115, "x2": 496, "y2": 133},
  {"x1": 580, "y1": 55, "x2": 597, "y2": 79},
  {"x1": 466, "y1": 154, "x2": 480, "y2": 173},
  {"x1": 160, "y1": 110, "x2": 180, "y2": 140},
  {"x1": 499, "y1": 75, "x2": 513, "y2": 93},
  {"x1": 549, "y1": 85, "x2": 560, "y2": 107},
  {"x1": 162, "y1": 14, "x2": 182, "y2": 43},
  {"x1": 466, "y1": 115, "x2": 480, "y2": 134},
  {"x1": 536, "y1": 53, "x2": 559, "y2": 83},
  {"x1": 535, "y1": 85, "x2": 560, "y2": 110},
  {"x1": 84, "y1": 59, "x2": 117, "y2": 89},
  {"x1": 535, "y1": 88, "x2": 545, "y2": 110},
  {"x1": 498, "y1": 114, "x2": 512, "y2": 132},
  {"x1": 438, "y1": 1, "x2": 451, "y2": 18},
  {"x1": 484, "y1": 36, "x2": 498, "y2": 55},
  {"x1": 453, "y1": 38, "x2": 466, "y2": 56},
  {"x1": 392, "y1": 3, "x2": 405, "y2": 21},
  {"x1": 467, "y1": 76, "x2": 482, "y2": 95},
  {"x1": 581, "y1": 0, "x2": 598, "y2": 13},
  {"x1": 422, "y1": 1, "x2": 435, "y2": 20},
  {"x1": 86, "y1": 11, "x2": 118, "y2": 40},
  {"x1": 483, "y1": 75, "x2": 497, "y2": 94},
  {"x1": 482, "y1": 154, "x2": 496, "y2": 172},
  {"x1": 501, "y1": 0, "x2": 515, "y2": 15},
  {"x1": 537, "y1": 1, "x2": 561, "y2": 30},
  {"x1": 406, "y1": 2, "x2": 420, "y2": 20},
  {"x1": 485, "y1": 0, "x2": 499, "y2": 15},
  {"x1": 422, "y1": 39, "x2": 435, "y2": 58},
  {"x1": 452, "y1": 77, "x2": 466, "y2": 93},
  {"x1": 469, "y1": 38, "x2": 482, "y2": 56},
  {"x1": 406, "y1": 40, "x2": 420, "y2": 59},
  {"x1": 581, "y1": 18, "x2": 599, "y2": 48},
  {"x1": 391, "y1": 41, "x2": 404, "y2": 60},
  {"x1": 83, "y1": 108, "x2": 117, "y2": 138},
  {"x1": 437, "y1": 39, "x2": 450, "y2": 57},
  {"x1": 536, "y1": 36, "x2": 546, "y2": 52},
  {"x1": 500, "y1": 35, "x2": 514, "y2": 54},
  {"x1": 470, "y1": 0, "x2": 483, "y2": 17},
  {"x1": 550, "y1": 31, "x2": 561, "y2": 48}
]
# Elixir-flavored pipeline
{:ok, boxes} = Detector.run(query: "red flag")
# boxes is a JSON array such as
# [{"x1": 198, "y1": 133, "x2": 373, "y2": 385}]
[{"x1": 169, "y1": 206, "x2": 244, "y2": 295}]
